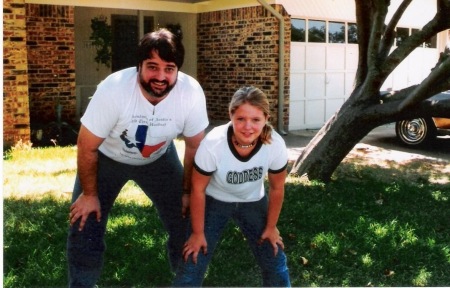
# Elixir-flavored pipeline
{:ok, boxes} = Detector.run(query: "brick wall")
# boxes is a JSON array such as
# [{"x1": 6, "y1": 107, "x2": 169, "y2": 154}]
[
  {"x1": 3, "y1": 2, "x2": 75, "y2": 147},
  {"x1": 197, "y1": 5, "x2": 290, "y2": 128},
  {"x1": 26, "y1": 4, "x2": 76, "y2": 127},
  {"x1": 3, "y1": 0, "x2": 30, "y2": 146}
]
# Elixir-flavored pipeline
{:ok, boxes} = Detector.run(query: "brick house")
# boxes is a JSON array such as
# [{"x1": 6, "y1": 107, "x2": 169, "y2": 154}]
[
  {"x1": 3, "y1": 0, "x2": 292, "y2": 147},
  {"x1": 3, "y1": 0, "x2": 448, "y2": 147}
]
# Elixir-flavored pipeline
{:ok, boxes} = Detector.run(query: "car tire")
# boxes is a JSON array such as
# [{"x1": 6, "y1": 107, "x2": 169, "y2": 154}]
[{"x1": 395, "y1": 118, "x2": 437, "y2": 146}]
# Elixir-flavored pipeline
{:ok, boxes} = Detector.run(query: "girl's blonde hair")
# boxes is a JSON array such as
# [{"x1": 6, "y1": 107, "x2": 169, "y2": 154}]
[{"x1": 229, "y1": 86, "x2": 273, "y2": 144}]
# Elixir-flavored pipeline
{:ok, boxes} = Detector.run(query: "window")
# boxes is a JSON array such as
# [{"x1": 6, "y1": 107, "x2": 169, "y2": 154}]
[
  {"x1": 328, "y1": 21, "x2": 345, "y2": 43},
  {"x1": 308, "y1": 20, "x2": 326, "y2": 43},
  {"x1": 111, "y1": 15, "x2": 154, "y2": 72},
  {"x1": 348, "y1": 23, "x2": 358, "y2": 44},
  {"x1": 424, "y1": 35, "x2": 437, "y2": 48},
  {"x1": 291, "y1": 19, "x2": 306, "y2": 42},
  {"x1": 291, "y1": 19, "x2": 358, "y2": 44},
  {"x1": 411, "y1": 28, "x2": 422, "y2": 48},
  {"x1": 396, "y1": 27, "x2": 409, "y2": 46},
  {"x1": 397, "y1": 28, "x2": 436, "y2": 48},
  {"x1": 290, "y1": 18, "x2": 436, "y2": 49}
]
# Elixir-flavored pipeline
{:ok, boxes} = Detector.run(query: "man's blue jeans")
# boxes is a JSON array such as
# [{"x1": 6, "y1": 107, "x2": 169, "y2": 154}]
[
  {"x1": 173, "y1": 195, "x2": 291, "y2": 287},
  {"x1": 67, "y1": 141, "x2": 187, "y2": 288}
]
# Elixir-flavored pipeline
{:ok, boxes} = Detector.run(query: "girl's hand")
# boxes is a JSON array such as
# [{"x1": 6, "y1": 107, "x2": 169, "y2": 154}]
[
  {"x1": 259, "y1": 227, "x2": 284, "y2": 256},
  {"x1": 182, "y1": 232, "x2": 208, "y2": 264}
]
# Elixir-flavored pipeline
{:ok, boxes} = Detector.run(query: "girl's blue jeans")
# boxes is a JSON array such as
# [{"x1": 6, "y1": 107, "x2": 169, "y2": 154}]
[
  {"x1": 67, "y1": 141, "x2": 187, "y2": 288},
  {"x1": 173, "y1": 195, "x2": 291, "y2": 287}
]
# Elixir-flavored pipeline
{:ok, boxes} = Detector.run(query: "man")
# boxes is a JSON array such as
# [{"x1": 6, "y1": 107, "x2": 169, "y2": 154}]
[{"x1": 67, "y1": 28, "x2": 209, "y2": 287}]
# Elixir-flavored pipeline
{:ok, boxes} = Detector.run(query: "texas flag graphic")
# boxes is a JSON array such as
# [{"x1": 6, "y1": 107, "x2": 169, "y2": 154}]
[{"x1": 120, "y1": 126, "x2": 166, "y2": 158}]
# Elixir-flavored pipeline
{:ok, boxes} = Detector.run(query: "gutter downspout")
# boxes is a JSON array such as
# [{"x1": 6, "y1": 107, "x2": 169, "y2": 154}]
[
  {"x1": 257, "y1": 0, "x2": 287, "y2": 135},
  {"x1": 137, "y1": 10, "x2": 144, "y2": 39}
]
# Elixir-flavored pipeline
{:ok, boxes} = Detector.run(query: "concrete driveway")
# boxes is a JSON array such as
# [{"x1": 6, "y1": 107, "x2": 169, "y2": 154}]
[{"x1": 283, "y1": 123, "x2": 450, "y2": 163}]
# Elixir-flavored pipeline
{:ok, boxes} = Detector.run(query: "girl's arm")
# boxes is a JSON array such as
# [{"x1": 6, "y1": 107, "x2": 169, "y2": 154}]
[{"x1": 260, "y1": 169, "x2": 287, "y2": 256}]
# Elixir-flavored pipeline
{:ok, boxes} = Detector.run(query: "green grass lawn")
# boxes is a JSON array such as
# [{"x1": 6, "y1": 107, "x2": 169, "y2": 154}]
[{"x1": 3, "y1": 141, "x2": 450, "y2": 287}]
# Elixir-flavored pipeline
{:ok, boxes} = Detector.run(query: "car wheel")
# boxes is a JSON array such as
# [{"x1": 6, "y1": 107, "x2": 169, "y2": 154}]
[{"x1": 395, "y1": 118, "x2": 437, "y2": 146}]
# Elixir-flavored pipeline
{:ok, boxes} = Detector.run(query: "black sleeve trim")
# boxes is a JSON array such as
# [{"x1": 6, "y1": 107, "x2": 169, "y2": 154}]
[
  {"x1": 193, "y1": 161, "x2": 215, "y2": 176},
  {"x1": 268, "y1": 162, "x2": 288, "y2": 174}
]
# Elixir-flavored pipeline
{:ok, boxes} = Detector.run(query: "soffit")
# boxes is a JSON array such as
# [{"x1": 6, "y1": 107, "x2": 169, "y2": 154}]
[
  {"x1": 24, "y1": 0, "x2": 436, "y2": 27},
  {"x1": 276, "y1": 0, "x2": 356, "y2": 22},
  {"x1": 25, "y1": 0, "x2": 262, "y2": 13},
  {"x1": 276, "y1": 0, "x2": 436, "y2": 27}
]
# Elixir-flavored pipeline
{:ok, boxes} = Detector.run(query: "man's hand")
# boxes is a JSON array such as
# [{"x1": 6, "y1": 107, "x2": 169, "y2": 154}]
[{"x1": 69, "y1": 194, "x2": 101, "y2": 231}]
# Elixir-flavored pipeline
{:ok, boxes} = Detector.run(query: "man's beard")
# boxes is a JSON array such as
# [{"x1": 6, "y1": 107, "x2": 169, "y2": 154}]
[{"x1": 140, "y1": 75, "x2": 177, "y2": 98}]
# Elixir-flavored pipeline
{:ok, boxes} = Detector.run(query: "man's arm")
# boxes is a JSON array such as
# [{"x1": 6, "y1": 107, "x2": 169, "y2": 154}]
[
  {"x1": 182, "y1": 130, "x2": 205, "y2": 190},
  {"x1": 181, "y1": 130, "x2": 205, "y2": 216},
  {"x1": 69, "y1": 125, "x2": 105, "y2": 231}
]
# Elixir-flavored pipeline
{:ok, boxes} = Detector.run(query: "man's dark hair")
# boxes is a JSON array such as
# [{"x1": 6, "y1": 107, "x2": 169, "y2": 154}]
[{"x1": 136, "y1": 28, "x2": 185, "y2": 70}]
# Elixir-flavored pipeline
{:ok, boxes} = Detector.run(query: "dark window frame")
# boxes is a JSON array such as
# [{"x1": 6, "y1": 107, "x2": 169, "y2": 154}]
[{"x1": 291, "y1": 18, "x2": 358, "y2": 44}]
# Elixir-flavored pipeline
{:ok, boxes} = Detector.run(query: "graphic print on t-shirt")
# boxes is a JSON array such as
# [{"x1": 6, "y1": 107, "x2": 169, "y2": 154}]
[
  {"x1": 120, "y1": 126, "x2": 166, "y2": 158},
  {"x1": 226, "y1": 166, "x2": 264, "y2": 184}
]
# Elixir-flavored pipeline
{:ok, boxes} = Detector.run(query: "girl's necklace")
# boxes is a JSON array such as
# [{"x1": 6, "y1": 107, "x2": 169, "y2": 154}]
[{"x1": 233, "y1": 139, "x2": 255, "y2": 149}]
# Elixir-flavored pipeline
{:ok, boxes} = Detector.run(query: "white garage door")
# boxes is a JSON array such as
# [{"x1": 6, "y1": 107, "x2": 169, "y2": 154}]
[
  {"x1": 289, "y1": 42, "x2": 358, "y2": 130},
  {"x1": 289, "y1": 43, "x2": 438, "y2": 131},
  {"x1": 381, "y1": 48, "x2": 438, "y2": 91}
]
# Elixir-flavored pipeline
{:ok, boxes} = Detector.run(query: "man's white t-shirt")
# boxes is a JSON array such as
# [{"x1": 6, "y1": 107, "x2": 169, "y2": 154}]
[
  {"x1": 81, "y1": 67, "x2": 209, "y2": 165},
  {"x1": 194, "y1": 123, "x2": 288, "y2": 203}
]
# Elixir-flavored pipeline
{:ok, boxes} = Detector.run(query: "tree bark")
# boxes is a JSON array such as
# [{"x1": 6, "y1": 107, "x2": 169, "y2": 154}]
[{"x1": 290, "y1": 91, "x2": 381, "y2": 182}]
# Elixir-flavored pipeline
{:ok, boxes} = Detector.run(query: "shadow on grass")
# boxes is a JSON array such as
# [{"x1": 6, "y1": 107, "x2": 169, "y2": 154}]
[
  {"x1": 283, "y1": 161, "x2": 450, "y2": 287},
  {"x1": 4, "y1": 197, "x2": 174, "y2": 287},
  {"x1": 4, "y1": 161, "x2": 450, "y2": 287}
]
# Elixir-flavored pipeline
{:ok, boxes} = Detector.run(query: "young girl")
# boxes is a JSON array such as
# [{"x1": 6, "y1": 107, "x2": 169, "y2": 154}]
[{"x1": 173, "y1": 86, "x2": 290, "y2": 287}]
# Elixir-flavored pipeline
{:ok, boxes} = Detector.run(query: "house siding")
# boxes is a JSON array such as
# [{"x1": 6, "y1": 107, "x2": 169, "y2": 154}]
[{"x1": 197, "y1": 5, "x2": 291, "y2": 128}]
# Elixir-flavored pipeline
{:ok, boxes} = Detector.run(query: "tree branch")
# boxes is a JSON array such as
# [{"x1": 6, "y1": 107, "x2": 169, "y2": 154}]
[
  {"x1": 367, "y1": 0, "x2": 389, "y2": 70},
  {"x1": 380, "y1": 3, "x2": 450, "y2": 80},
  {"x1": 378, "y1": 0, "x2": 412, "y2": 60},
  {"x1": 364, "y1": 96, "x2": 450, "y2": 122},
  {"x1": 354, "y1": 0, "x2": 372, "y2": 87},
  {"x1": 437, "y1": 0, "x2": 450, "y2": 20},
  {"x1": 399, "y1": 55, "x2": 450, "y2": 110}
]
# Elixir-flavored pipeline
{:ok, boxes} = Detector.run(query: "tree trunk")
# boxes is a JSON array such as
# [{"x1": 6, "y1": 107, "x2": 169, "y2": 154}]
[
  {"x1": 289, "y1": 87, "x2": 450, "y2": 182},
  {"x1": 290, "y1": 99, "x2": 380, "y2": 182}
]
